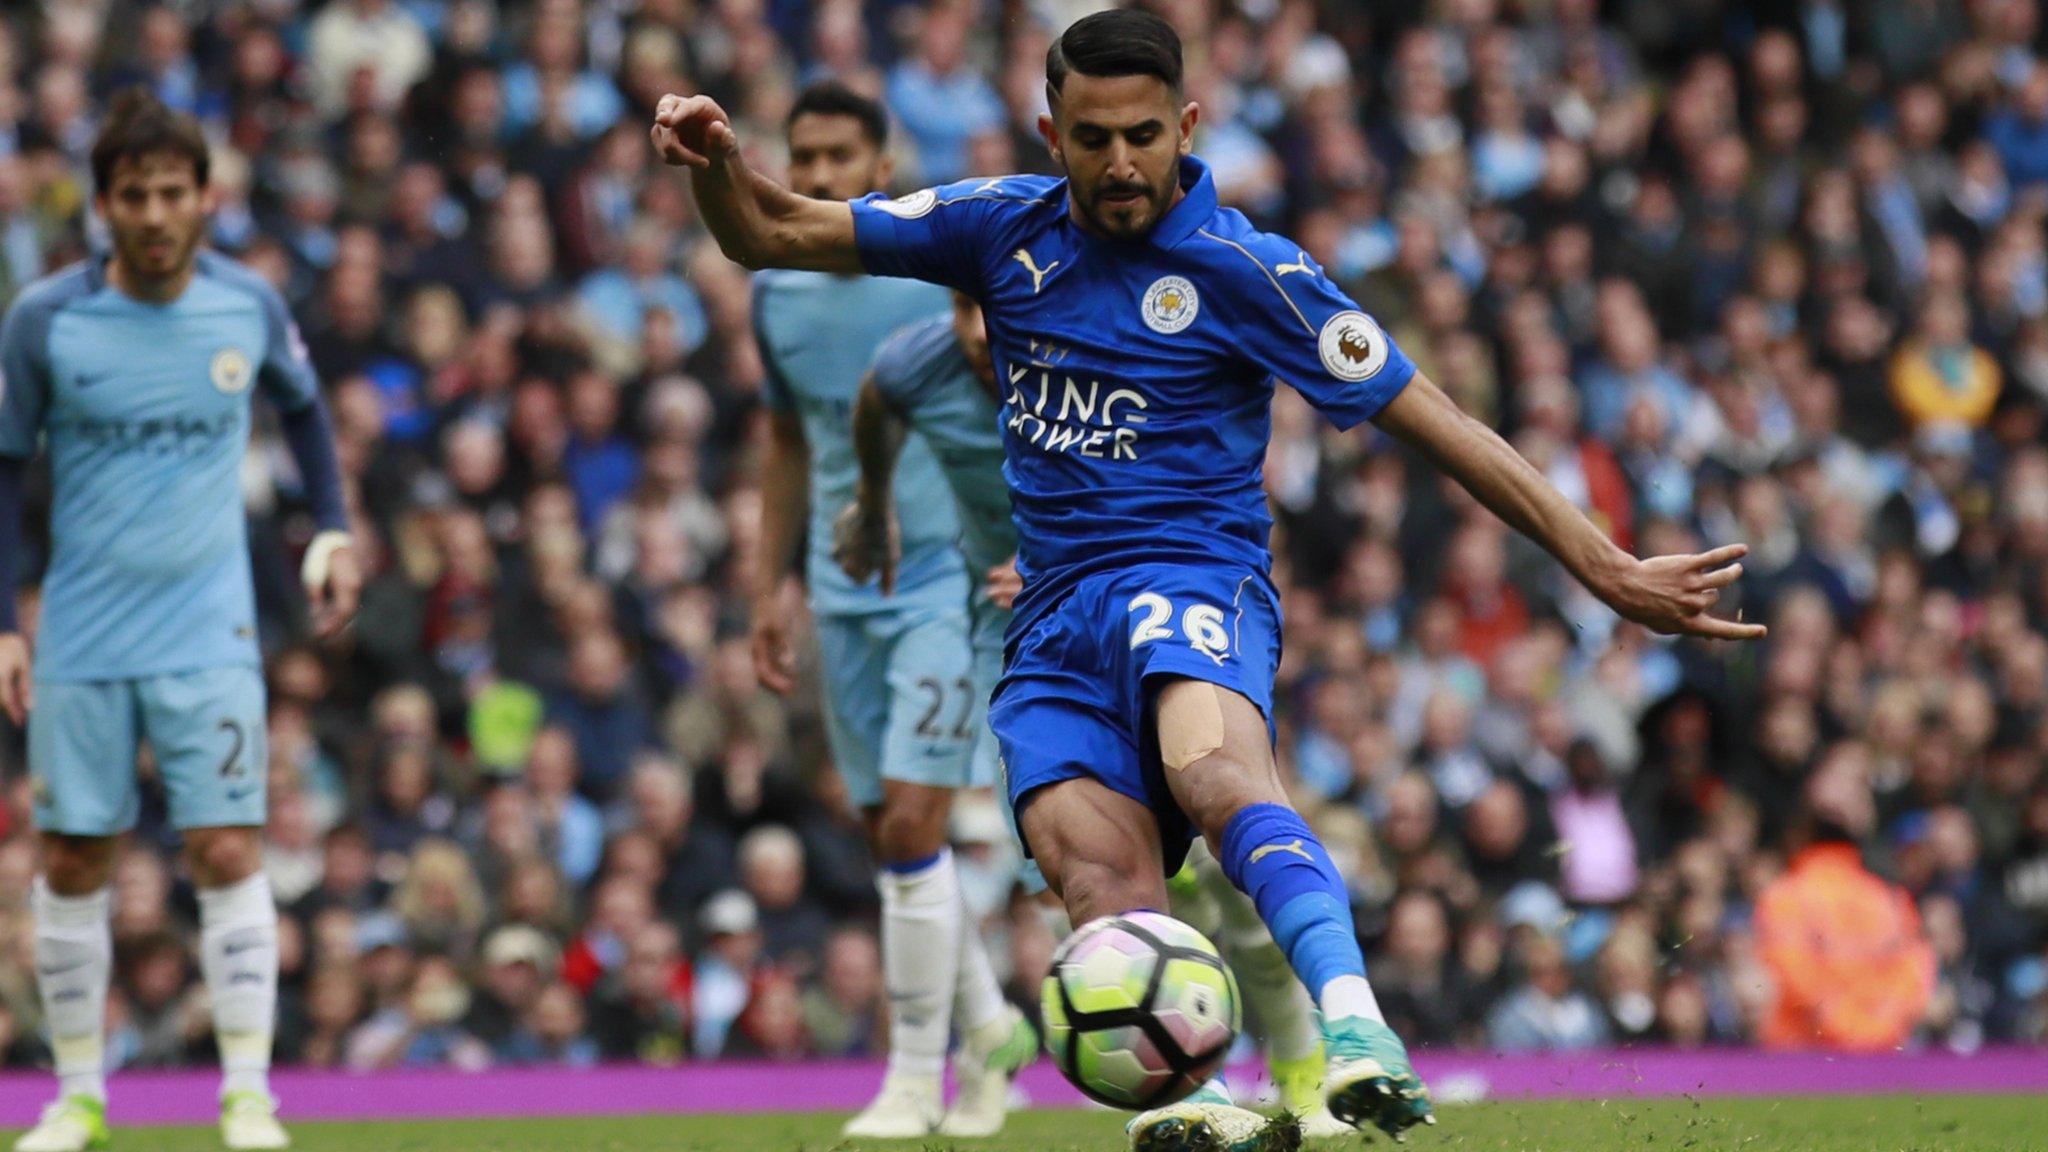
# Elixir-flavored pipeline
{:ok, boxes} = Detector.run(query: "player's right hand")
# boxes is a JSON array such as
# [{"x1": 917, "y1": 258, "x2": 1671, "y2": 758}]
[
  {"x1": 986, "y1": 557, "x2": 1022, "y2": 611},
  {"x1": 750, "y1": 582, "x2": 800, "y2": 696},
  {"x1": 830, "y1": 500, "x2": 899, "y2": 595},
  {"x1": 0, "y1": 632, "x2": 31, "y2": 725},
  {"x1": 651, "y1": 94, "x2": 739, "y2": 168}
]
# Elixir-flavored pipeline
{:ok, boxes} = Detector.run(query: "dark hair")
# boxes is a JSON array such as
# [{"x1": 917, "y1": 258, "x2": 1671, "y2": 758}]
[
  {"x1": 90, "y1": 88, "x2": 210, "y2": 192},
  {"x1": 786, "y1": 80, "x2": 888, "y2": 148},
  {"x1": 1046, "y1": 8, "x2": 1184, "y2": 97}
]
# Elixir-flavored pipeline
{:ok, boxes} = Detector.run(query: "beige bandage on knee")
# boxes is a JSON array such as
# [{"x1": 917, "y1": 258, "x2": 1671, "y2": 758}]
[{"x1": 1159, "y1": 680, "x2": 1227, "y2": 771}]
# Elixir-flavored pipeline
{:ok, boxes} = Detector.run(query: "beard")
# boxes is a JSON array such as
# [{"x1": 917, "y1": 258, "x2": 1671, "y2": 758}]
[{"x1": 1074, "y1": 175, "x2": 1174, "y2": 240}]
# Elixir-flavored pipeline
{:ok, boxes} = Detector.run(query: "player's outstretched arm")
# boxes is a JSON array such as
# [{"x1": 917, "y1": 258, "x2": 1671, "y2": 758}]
[
  {"x1": 652, "y1": 94, "x2": 862, "y2": 274},
  {"x1": 833, "y1": 378, "x2": 906, "y2": 594},
  {"x1": 1372, "y1": 373, "x2": 1767, "y2": 641}
]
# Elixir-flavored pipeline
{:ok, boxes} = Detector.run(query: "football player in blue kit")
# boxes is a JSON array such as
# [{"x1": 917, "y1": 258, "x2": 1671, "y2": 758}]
[
  {"x1": 0, "y1": 92, "x2": 358, "y2": 1152},
  {"x1": 836, "y1": 294, "x2": 1349, "y2": 1138},
  {"x1": 656, "y1": 10, "x2": 1764, "y2": 1149}
]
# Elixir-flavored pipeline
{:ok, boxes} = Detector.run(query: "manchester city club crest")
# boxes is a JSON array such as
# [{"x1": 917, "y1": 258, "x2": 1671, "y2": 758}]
[
  {"x1": 211, "y1": 347, "x2": 253, "y2": 394},
  {"x1": 1141, "y1": 275, "x2": 1199, "y2": 334}
]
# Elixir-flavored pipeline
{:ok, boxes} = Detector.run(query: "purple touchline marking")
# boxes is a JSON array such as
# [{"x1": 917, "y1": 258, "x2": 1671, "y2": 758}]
[{"x1": 3, "y1": 1050, "x2": 2044, "y2": 1126}]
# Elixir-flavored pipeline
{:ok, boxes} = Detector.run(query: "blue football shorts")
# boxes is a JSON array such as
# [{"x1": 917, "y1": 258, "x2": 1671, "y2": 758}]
[{"x1": 990, "y1": 561, "x2": 1281, "y2": 878}]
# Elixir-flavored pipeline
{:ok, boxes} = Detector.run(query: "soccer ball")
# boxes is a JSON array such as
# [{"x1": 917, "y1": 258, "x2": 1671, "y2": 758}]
[{"x1": 1039, "y1": 910, "x2": 1241, "y2": 1109}]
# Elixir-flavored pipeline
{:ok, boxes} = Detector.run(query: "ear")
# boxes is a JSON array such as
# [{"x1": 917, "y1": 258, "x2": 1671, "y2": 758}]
[
  {"x1": 875, "y1": 150, "x2": 895, "y2": 191},
  {"x1": 1037, "y1": 112, "x2": 1061, "y2": 169},
  {"x1": 1179, "y1": 101, "x2": 1201, "y2": 156}
]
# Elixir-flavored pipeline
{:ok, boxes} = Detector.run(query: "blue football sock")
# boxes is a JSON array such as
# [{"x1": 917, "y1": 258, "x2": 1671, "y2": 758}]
[{"x1": 1218, "y1": 803, "x2": 1367, "y2": 995}]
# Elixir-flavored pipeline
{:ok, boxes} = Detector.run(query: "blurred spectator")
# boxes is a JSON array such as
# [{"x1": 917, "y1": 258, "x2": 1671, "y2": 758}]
[
  {"x1": 1891, "y1": 291, "x2": 2003, "y2": 431},
  {"x1": 1485, "y1": 933, "x2": 1611, "y2": 1052},
  {"x1": 886, "y1": 1, "x2": 1004, "y2": 184},
  {"x1": 1756, "y1": 749, "x2": 1937, "y2": 1051}
]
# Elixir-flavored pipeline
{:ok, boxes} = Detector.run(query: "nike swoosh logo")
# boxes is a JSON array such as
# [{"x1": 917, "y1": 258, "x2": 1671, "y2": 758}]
[
  {"x1": 39, "y1": 960, "x2": 91, "y2": 979},
  {"x1": 223, "y1": 940, "x2": 268, "y2": 957},
  {"x1": 1248, "y1": 839, "x2": 1314, "y2": 866},
  {"x1": 224, "y1": 786, "x2": 259, "y2": 802}
]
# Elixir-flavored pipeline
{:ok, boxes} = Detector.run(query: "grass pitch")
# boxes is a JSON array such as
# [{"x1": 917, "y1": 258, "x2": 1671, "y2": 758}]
[{"x1": 8, "y1": 1095, "x2": 2041, "y2": 1151}]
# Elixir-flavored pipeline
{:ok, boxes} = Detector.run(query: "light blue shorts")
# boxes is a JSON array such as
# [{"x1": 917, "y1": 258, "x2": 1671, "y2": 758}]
[
  {"x1": 815, "y1": 602, "x2": 990, "y2": 810},
  {"x1": 30, "y1": 666, "x2": 268, "y2": 836}
]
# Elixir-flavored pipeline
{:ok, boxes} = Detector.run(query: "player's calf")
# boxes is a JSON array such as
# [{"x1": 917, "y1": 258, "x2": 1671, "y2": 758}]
[
  {"x1": 185, "y1": 827, "x2": 282, "y2": 1112},
  {"x1": 1018, "y1": 777, "x2": 1168, "y2": 923},
  {"x1": 849, "y1": 782, "x2": 963, "y2": 1139}
]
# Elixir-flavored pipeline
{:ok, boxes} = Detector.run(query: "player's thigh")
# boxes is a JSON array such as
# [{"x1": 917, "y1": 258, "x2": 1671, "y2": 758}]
[
  {"x1": 1015, "y1": 775, "x2": 1166, "y2": 923},
  {"x1": 814, "y1": 613, "x2": 891, "y2": 811},
  {"x1": 139, "y1": 666, "x2": 268, "y2": 831},
  {"x1": 1154, "y1": 677, "x2": 1289, "y2": 840},
  {"x1": 28, "y1": 679, "x2": 142, "y2": 837},
  {"x1": 965, "y1": 597, "x2": 1009, "y2": 795},
  {"x1": 876, "y1": 607, "x2": 978, "y2": 792}
]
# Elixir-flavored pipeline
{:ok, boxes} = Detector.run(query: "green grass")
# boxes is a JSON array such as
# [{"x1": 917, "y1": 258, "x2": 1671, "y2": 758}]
[{"x1": 12, "y1": 1096, "x2": 2043, "y2": 1152}]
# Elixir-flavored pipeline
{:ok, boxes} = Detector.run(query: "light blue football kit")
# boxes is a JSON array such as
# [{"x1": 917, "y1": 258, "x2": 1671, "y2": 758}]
[
  {"x1": 751, "y1": 270, "x2": 992, "y2": 808},
  {"x1": 0, "y1": 252, "x2": 327, "y2": 834},
  {"x1": 866, "y1": 315, "x2": 1012, "y2": 791}
]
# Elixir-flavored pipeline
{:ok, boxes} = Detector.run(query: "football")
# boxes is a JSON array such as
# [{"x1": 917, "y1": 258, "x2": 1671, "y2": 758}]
[{"x1": 1039, "y1": 911, "x2": 1242, "y2": 1109}]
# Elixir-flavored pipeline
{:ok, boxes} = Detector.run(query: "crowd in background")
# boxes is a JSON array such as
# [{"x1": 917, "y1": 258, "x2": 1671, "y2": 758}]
[{"x1": 2, "y1": 0, "x2": 2048, "y2": 1072}]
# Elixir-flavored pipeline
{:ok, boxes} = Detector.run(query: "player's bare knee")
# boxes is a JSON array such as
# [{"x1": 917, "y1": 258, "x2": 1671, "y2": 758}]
[
  {"x1": 184, "y1": 826, "x2": 263, "y2": 888},
  {"x1": 874, "y1": 782, "x2": 952, "y2": 863},
  {"x1": 39, "y1": 833, "x2": 117, "y2": 895},
  {"x1": 1059, "y1": 859, "x2": 1159, "y2": 925}
]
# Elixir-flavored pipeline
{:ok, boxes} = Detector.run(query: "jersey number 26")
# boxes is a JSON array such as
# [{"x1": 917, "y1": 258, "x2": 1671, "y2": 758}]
[{"x1": 1128, "y1": 593, "x2": 1231, "y2": 664}]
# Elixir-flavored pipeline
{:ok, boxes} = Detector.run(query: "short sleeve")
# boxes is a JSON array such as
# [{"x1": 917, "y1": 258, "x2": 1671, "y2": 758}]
[
  {"x1": 0, "y1": 298, "x2": 52, "y2": 458},
  {"x1": 750, "y1": 276, "x2": 795, "y2": 414},
  {"x1": 256, "y1": 287, "x2": 321, "y2": 411},
  {"x1": 849, "y1": 178, "x2": 1014, "y2": 296},
  {"x1": 1227, "y1": 246, "x2": 1415, "y2": 430}
]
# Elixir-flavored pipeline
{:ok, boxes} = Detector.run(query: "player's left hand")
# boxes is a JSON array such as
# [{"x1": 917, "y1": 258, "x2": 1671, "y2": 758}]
[
  {"x1": 986, "y1": 558, "x2": 1022, "y2": 611},
  {"x1": 831, "y1": 500, "x2": 899, "y2": 595},
  {"x1": 303, "y1": 531, "x2": 362, "y2": 640},
  {"x1": 1596, "y1": 543, "x2": 1767, "y2": 641}
]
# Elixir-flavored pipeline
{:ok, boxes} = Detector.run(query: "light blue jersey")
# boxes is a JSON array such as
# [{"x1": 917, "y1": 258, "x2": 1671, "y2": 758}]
[
  {"x1": 870, "y1": 314, "x2": 1017, "y2": 834},
  {"x1": 0, "y1": 252, "x2": 320, "y2": 682},
  {"x1": 869, "y1": 315, "x2": 1012, "y2": 581},
  {"x1": 751, "y1": 270, "x2": 965, "y2": 615}
]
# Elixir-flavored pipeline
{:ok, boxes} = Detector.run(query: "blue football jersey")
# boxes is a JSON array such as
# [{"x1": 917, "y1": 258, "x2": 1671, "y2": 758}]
[
  {"x1": 869, "y1": 315, "x2": 1013, "y2": 580},
  {"x1": 752, "y1": 270, "x2": 967, "y2": 616},
  {"x1": 0, "y1": 252, "x2": 321, "y2": 680},
  {"x1": 848, "y1": 157, "x2": 1417, "y2": 635}
]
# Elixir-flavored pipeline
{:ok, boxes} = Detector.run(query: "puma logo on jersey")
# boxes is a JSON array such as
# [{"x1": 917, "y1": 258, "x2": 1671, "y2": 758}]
[
  {"x1": 1248, "y1": 839, "x2": 1314, "y2": 866},
  {"x1": 1275, "y1": 251, "x2": 1314, "y2": 277},
  {"x1": 972, "y1": 178, "x2": 1007, "y2": 195},
  {"x1": 1014, "y1": 248, "x2": 1060, "y2": 294}
]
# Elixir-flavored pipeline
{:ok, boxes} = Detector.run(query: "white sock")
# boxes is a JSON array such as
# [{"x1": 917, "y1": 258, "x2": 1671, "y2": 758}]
[
  {"x1": 879, "y1": 850, "x2": 961, "y2": 1080},
  {"x1": 953, "y1": 884, "x2": 1011, "y2": 1045},
  {"x1": 33, "y1": 878, "x2": 112, "y2": 1103},
  {"x1": 1212, "y1": 859, "x2": 1321, "y2": 1062},
  {"x1": 198, "y1": 873, "x2": 279, "y2": 1099},
  {"x1": 1318, "y1": 975, "x2": 1386, "y2": 1025}
]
